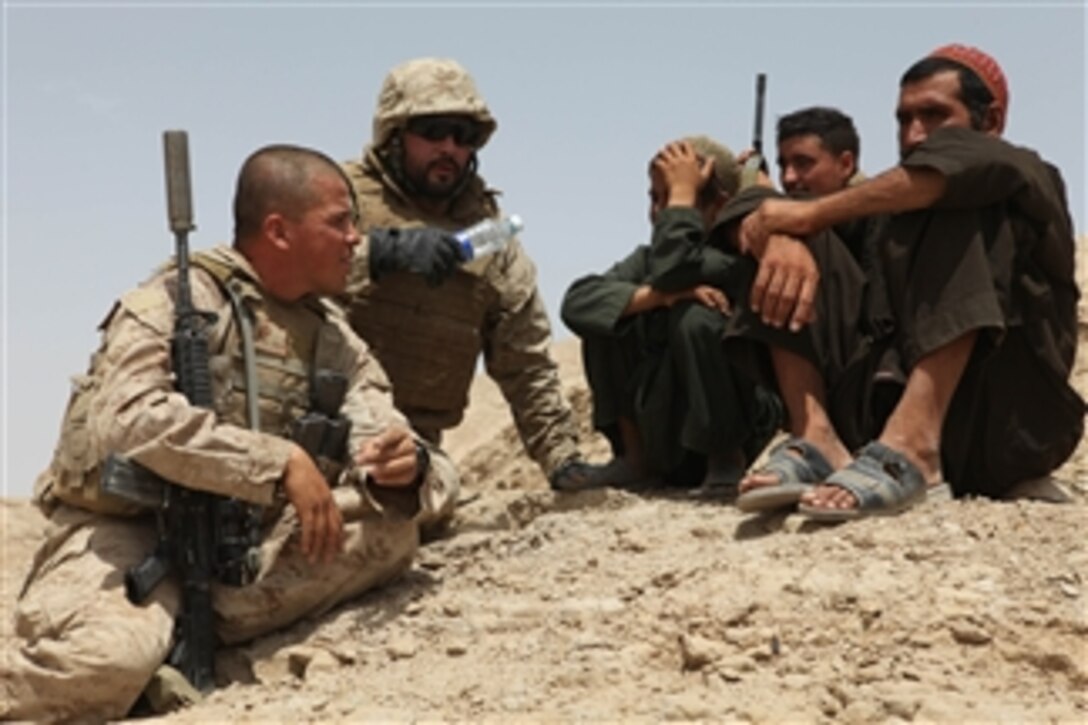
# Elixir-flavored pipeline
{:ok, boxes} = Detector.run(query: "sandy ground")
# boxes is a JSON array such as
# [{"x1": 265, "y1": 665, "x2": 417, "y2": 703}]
[{"x1": 2, "y1": 325, "x2": 1086, "y2": 723}]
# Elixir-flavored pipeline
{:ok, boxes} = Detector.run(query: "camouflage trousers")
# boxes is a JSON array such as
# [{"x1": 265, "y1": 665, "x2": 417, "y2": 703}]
[{"x1": 1, "y1": 496, "x2": 418, "y2": 722}]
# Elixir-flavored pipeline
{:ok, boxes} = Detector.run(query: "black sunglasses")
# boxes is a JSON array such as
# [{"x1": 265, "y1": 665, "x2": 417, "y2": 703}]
[{"x1": 405, "y1": 115, "x2": 484, "y2": 148}]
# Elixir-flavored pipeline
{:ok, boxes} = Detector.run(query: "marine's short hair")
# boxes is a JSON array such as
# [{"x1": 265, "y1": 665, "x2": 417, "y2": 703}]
[
  {"x1": 776, "y1": 106, "x2": 860, "y2": 161},
  {"x1": 233, "y1": 144, "x2": 350, "y2": 242}
]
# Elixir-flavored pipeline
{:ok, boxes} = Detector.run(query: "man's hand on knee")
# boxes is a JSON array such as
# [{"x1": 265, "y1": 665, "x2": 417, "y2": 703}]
[
  {"x1": 751, "y1": 235, "x2": 819, "y2": 331},
  {"x1": 283, "y1": 444, "x2": 344, "y2": 565}
]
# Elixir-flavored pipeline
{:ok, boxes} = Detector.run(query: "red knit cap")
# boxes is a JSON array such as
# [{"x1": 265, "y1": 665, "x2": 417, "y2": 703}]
[{"x1": 929, "y1": 44, "x2": 1009, "y2": 121}]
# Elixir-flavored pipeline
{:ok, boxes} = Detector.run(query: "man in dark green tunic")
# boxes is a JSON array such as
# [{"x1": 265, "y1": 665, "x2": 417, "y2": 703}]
[
  {"x1": 561, "y1": 137, "x2": 781, "y2": 489},
  {"x1": 722, "y1": 44, "x2": 1083, "y2": 519}
]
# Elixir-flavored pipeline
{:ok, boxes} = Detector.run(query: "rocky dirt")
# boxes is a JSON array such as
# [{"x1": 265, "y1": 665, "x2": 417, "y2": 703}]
[{"x1": 3, "y1": 330, "x2": 1087, "y2": 723}]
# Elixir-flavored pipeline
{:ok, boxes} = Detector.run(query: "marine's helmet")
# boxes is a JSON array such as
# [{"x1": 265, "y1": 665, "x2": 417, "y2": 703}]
[{"x1": 372, "y1": 57, "x2": 498, "y2": 150}]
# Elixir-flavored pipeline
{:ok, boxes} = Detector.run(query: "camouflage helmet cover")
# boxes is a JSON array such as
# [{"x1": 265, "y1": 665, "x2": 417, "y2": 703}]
[{"x1": 372, "y1": 57, "x2": 498, "y2": 149}]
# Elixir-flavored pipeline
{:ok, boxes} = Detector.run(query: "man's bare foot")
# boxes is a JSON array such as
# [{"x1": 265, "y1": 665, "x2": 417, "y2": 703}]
[
  {"x1": 800, "y1": 439, "x2": 942, "y2": 511},
  {"x1": 739, "y1": 433, "x2": 850, "y2": 494}
]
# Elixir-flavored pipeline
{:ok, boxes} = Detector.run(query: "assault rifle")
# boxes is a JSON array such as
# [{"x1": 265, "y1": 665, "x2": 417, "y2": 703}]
[
  {"x1": 740, "y1": 73, "x2": 768, "y2": 188},
  {"x1": 101, "y1": 131, "x2": 259, "y2": 693}
]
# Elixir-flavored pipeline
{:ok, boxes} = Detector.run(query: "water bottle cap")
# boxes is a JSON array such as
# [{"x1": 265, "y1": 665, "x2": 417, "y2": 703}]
[{"x1": 457, "y1": 238, "x2": 475, "y2": 260}]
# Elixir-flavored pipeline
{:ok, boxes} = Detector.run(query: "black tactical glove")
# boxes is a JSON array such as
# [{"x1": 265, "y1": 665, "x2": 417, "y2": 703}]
[{"x1": 368, "y1": 227, "x2": 466, "y2": 287}]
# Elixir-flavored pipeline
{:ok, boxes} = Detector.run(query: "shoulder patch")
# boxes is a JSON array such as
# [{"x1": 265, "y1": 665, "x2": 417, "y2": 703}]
[{"x1": 117, "y1": 285, "x2": 174, "y2": 336}]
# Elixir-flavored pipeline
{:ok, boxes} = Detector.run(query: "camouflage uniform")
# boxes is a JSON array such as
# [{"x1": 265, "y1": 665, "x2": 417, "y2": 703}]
[
  {"x1": 341, "y1": 58, "x2": 581, "y2": 478},
  {"x1": 1, "y1": 246, "x2": 458, "y2": 721}
]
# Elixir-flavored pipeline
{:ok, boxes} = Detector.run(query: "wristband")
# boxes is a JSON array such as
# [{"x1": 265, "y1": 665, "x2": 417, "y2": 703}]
[{"x1": 413, "y1": 443, "x2": 431, "y2": 487}]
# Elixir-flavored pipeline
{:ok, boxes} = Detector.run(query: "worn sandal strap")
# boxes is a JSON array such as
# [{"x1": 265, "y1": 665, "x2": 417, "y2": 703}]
[
  {"x1": 758, "y1": 436, "x2": 835, "y2": 485},
  {"x1": 816, "y1": 441, "x2": 927, "y2": 514}
]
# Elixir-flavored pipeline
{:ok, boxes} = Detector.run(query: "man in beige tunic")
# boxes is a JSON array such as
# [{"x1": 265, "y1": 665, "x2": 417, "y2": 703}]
[
  {"x1": 341, "y1": 57, "x2": 602, "y2": 492},
  {"x1": 1, "y1": 144, "x2": 458, "y2": 721}
]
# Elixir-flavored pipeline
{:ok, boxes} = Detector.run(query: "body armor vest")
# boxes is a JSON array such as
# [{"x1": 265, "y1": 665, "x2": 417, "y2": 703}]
[
  {"x1": 38, "y1": 247, "x2": 344, "y2": 515},
  {"x1": 195, "y1": 249, "x2": 318, "y2": 444},
  {"x1": 344, "y1": 154, "x2": 500, "y2": 430}
]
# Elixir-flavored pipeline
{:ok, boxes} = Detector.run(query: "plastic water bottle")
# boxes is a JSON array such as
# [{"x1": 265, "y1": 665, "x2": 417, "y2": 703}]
[{"x1": 455, "y1": 214, "x2": 524, "y2": 260}]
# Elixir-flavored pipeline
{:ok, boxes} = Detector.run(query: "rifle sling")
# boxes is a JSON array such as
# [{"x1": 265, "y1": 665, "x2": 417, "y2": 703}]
[{"x1": 224, "y1": 280, "x2": 261, "y2": 432}]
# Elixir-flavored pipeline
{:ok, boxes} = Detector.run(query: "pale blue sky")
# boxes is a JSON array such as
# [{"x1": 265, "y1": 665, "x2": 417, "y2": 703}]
[{"x1": 3, "y1": 1, "x2": 1085, "y2": 496}]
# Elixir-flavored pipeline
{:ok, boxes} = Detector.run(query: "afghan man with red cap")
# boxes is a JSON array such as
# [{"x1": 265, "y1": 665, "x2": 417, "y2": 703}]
[{"x1": 713, "y1": 44, "x2": 1083, "y2": 520}]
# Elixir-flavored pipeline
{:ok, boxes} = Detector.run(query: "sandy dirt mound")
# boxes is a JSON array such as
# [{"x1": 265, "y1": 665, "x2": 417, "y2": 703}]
[{"x1": 2, "y1": 328, "x2": 1086, "y2": 722}]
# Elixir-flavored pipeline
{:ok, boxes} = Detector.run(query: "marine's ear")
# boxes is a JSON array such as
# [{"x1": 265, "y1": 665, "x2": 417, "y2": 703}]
[{"x1": 262, "y1": 213, "x2": 292, "y2": 252}]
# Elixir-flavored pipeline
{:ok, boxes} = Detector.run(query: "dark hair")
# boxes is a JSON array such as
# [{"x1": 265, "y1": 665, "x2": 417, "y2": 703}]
[
  {"x1": 776, "y1": 106, "x2": 860, "y2": 162},
  {"x1": 232, "y1": 144, "x2": 351, "y2": 242},
  {"x1": 899, "y1": 56, "x2": 994, "y2": 130}
]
